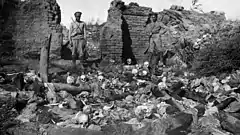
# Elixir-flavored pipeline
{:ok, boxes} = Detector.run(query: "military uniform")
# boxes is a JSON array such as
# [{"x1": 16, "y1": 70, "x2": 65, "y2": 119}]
[
  {"x1": 69, "y1": 21, "x2": 86, "y2": 68},
  {"x1": 145, "y1": 21, "x2": 168, "y2": 74}
]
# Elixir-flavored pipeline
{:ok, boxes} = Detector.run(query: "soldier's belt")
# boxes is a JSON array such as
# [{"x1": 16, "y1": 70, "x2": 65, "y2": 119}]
[{"x1": 71, "y1": 33, "x2": 84, "y2": 37}]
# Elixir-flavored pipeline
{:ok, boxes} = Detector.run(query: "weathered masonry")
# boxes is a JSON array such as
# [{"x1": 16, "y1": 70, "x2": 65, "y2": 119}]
[
  {"x1": 100, "y1": 0, "x2": 226, "y2": 64},
  {"x1": 0, "y1": 0, "x2": 62, "y2": 59},
  {"x1": 100, "y1": 1, "x2": 152, "y2": 64}
]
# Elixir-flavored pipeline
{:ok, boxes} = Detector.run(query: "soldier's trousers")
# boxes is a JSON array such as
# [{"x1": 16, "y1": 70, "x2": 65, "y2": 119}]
[
  {"x1": 147, "y1": 51, "x2": 165, "y2": 75},
  {"x1": 72, "y1": 39, "x2": 85, "y2": 60}
]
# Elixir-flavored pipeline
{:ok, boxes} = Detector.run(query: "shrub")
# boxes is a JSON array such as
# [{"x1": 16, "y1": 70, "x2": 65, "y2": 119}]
[{"x1": 191, "y1": 21, "x2": 240, "y2": 76}]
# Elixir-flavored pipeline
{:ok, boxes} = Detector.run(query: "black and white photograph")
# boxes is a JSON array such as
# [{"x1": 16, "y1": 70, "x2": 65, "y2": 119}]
[{"x1": 0, "y1": 0, "x2": 240, "y2": 134}]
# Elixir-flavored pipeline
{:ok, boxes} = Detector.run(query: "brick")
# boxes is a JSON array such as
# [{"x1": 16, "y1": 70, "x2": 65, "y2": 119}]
[{"x1": 0, "y1": 0, "x2": 63, "y2": 59}]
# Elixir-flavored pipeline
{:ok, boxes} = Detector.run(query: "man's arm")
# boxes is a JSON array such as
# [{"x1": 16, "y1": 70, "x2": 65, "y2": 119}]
[
  {"x1": 83, "y1": 22, "x2": 87, "y2": 39},
  {"x1": 69, "y1": 23, "x2": 73, "y2": 41},
  {"x1": 159, "y1": 22, "x2": 169, "y2": 29},
  {"x1": 145, "y1": 23, "x2": 152, "y2": 35}
]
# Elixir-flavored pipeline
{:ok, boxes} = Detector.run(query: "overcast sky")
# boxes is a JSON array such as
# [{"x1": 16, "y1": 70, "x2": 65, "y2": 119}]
[{"x1": 56, "y1": 0, "x2": 240, "y2": 28}]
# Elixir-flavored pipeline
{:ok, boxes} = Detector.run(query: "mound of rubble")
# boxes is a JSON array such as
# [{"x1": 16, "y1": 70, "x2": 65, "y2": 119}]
[
  {"x1": 1, "y1": 60, "x2": 240, "y2": 135},
  {"x1": 100, "y1": 0, "x2": 226, "y2": 64}
]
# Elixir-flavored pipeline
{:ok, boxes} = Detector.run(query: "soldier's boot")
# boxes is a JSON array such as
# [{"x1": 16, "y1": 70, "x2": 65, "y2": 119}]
[
  {"x1": 72, "y1": 55, "x2": 76, "y2": 69},
  {"x1": 79, "y1": 60, "x2": 84, "y2": 71}
]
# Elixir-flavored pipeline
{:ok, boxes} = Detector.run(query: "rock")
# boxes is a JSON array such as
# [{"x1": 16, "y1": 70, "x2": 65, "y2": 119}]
[
  {"x1": 47, "y1": 126, "x2": 104, "y2": 135},
  {"x1": 101, "y1": 0, "x2": 226, "y2": 64},
  {"x1": 199, "y1": 115, "x2": 221, "y2": 128},
  {"x1": 225, "y1": 101, "x2": 240, "y2": 113},
  {"x1": 170, "y1": 112, "x2": 193, "y2": 130},
  {"x1": 102, "y1": 123, "x2": 134, "y2": 135},
  {"x1": 166, "y1": 105, "x2": 179, "y2": 115},
  {"x1": 7, "y1": 122, "x2": 39, "y2": 135},
  {"x1": 88, "y1": 124, "x2": 102, "y2": 131},
  {"x1": 15, "y1": 103, "x2": 38, "y2": 123},
  {"x1": 125, "y1": 95, "x2": 134, "y2": 102},
  {"x1": 220, "y1": 112, "x2": 240, "y2": 134},
  {"x1": 170, "y1": 5, "x2": 184, "y2": 11},
  {"x1": 194, "y1": 104, "x2": 205, "y2": 117}
]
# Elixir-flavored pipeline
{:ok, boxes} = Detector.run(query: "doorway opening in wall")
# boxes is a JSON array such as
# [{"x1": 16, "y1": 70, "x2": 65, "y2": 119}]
[{"x1": 121, "y1": 16, "x2": 136, "y2": 65}]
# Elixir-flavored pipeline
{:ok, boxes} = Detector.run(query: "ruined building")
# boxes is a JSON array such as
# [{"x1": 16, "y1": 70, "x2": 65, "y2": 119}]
[
  {"x1": 0, "y1": 0, "x2": 226, "y2": 64},
  {"x1": 0, "y1": 0, "x2": 62, "y2": 59},
  {"x1": 100, "y1": 0, "x2": 226, "y2": 64},
  {"x1": 100, "y1": 1, "x2": 152, "y2": 64}
]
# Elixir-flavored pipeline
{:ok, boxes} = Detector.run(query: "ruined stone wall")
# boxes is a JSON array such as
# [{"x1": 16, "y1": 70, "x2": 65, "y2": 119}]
[
  {"x1": 100, "y1": 7, "x2": 123, "y2": 62},
  {"x1": 100, "y1": 1, "x2": 151, "y2": 63},
  {"x1": 0, "y1": 0, "x2": 19, "y2": 58},
  {"x1": 122, "y1": 4, "x2": 151, "y2": 63},
  {"x1": 100, "y1": 0, "x2": 226, "y2": 64},
  {"x1": 0, "y1": 0, "x2": 62, "y2": 59}
]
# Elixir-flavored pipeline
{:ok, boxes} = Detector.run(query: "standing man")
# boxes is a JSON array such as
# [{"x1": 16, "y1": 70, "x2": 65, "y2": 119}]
[
  {"x1": 69, "y1": 11, "x2": 87, "y2": 69},
  {"x1": 144, "y1": 13, "x2": 169, "y2": 75}
]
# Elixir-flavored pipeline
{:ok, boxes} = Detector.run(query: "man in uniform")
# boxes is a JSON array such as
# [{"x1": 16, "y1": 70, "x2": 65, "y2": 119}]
[
  {"x1": 69, "y1": 11, "x2": 87, "y2": 69},
  {"x1": 144, "y1": 13, "x2": 169, "y2": 75}
]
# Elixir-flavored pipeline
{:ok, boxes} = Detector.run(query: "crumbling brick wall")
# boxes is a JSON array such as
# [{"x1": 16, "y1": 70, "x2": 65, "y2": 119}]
[
  {"x1": 0, "y1": 0, "x2": 19, "y2": 58},
  {"x1": 100, "y1": 1, "x2": 151, "y2": 63},
  {"x1": 0, "y1": 0, "x2": 62, "y2": 59},
  {"x1": 100, "y1": 0, "x2": 226, "y2": 64},
  {"x1": 122, "y1": 4, "x2": 152, "y2": 63}
]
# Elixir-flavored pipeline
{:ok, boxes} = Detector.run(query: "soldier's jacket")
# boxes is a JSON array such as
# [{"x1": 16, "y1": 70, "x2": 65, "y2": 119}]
[
  {"x1": 145, "y1": 21, "x2": 166, "y2": 35},
  {"x1": 145, "y1": 22, "x2": 174, "y2": 53},
  {"x1": 69, "y1": 21, "x2": 86, "y2": 40}
]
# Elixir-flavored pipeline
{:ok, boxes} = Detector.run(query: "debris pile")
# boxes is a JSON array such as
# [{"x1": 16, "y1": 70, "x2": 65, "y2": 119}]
[{"x1": 1, "y1": 60, "x2": 240, "y2": 135}]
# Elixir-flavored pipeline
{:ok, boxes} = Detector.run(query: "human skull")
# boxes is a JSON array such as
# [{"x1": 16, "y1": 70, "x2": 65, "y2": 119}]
[
  {"x1": 142, "y1": 70, "x2": 148, "y2": 76},
  {"x1": 132, "y1": 68, "x2": 138, "y2": 75},
  {"x1": 80, "y1": 75, "x2": 86, "y2": 82},
  {"x1": 143, "y1": 61, "x2": 149, "y2": 68},
  {"x1": 78, "y1": 91, "x2": 89, "y2": 105},
  {"x1": 135, "y1": 64, "x2": 140, "y2": 69},
  {"x1": 67, "y1": 72, "x2": 75, "y2": 84},
  {"x1": 92, "y1": 109, "x2": 104, "y2": 120},
  {"x1": 101, "y1": 80, "x2": 110, "y2": 89},
  {"x1": 79, "y1": 91, "x2": 89, "y2": 98},
  {"x1": 97, "y1": 75, "x2": 104, "y2": 82},
  {"x1": 76, "y1": 113, "x2": 89, "y2": 128},
  {"x1": 127, "y1": 58, "x2": 132, "y2": 65}
]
